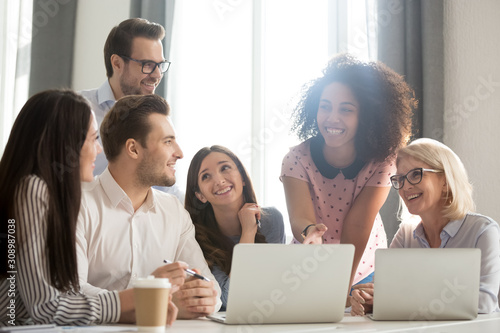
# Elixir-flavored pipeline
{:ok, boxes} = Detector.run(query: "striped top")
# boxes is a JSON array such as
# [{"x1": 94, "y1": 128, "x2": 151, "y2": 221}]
[{"x1": 0, "y1": 175, "x2": 120, "y2": 326}]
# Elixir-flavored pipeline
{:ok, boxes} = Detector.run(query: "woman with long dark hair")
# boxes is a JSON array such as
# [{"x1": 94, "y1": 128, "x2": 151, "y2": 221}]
[
  {"x1": 185, "y1": 145, "x2": 285, "y2": 310},
  {"x1": 0, "y1": 89, "x2": 177, "y2": 326}
]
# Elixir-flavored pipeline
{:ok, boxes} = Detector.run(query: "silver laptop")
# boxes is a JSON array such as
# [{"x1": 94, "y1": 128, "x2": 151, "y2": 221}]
[
  {"x1": 370, "y1": 248, "x2": 480, "y2": 321},
  {"x1": 208, "y1": 243, "x2": 354, "y2": 324}
]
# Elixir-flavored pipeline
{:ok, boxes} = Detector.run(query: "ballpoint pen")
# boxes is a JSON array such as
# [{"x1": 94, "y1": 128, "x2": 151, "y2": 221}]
[
  {"x1": 253, "y1": 204, "x2": 261, "y2": 228},
  {"x1": 163, "y1": 260, "x2": 211, "y2": 282}
]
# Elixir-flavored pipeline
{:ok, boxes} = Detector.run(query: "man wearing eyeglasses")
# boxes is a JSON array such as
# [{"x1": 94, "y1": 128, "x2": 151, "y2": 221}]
[{"x1": 79, "y1": 18, "x2": 183, "y2": 202}]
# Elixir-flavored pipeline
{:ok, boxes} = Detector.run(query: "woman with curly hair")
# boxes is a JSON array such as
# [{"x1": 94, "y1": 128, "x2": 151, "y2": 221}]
[
  {"x1": 185, "y1": 146, "x2": 285, "y2": 310},
  {"x1": 280, "y1": 54, "x2": 416, "y2": 293}
]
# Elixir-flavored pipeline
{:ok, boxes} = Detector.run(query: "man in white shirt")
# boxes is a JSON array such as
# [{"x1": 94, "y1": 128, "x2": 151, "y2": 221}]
[
  {"x1": 79, "y1": 18, "x2": 183, "y2": 202},
  {"x1": 76, "y1": 94, "x2": 221, "y2": 318}
]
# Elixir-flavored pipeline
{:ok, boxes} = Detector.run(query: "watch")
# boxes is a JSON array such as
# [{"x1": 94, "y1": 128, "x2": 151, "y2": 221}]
[{"x1": 300, "y1": 224, "x2": 316, "y2": 240}]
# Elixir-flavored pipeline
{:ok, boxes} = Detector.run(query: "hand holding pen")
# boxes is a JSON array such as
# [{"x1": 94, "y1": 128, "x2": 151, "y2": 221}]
[
  {"x1": 149, "y1": 261, "x2": 191, "y2": 292},
  {"x1": 163, "y1": 260, "x2": 211, "y2": 282},
  {"x1": 238, "y1": 203, "x2": 262, "y2": 243}
]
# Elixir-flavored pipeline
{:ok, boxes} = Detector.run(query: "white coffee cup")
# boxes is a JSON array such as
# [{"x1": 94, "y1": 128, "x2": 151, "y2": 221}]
[{"x1": 134, "y1": 276, "x2": 171, "y2": 332}]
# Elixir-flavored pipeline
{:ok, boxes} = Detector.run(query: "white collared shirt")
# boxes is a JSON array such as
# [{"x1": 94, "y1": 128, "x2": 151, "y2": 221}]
[{"x1": 76, "y1": 168, "x2": 221, "y2": 311}]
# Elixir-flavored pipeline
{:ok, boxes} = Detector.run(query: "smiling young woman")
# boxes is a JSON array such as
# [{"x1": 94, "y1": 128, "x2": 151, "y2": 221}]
[
  {"x1": 280, "y1": 54, "x2": 417, "y2": 302},
  {"x1": 184, "y1": 145, "x2": 286, "y2": 311}
]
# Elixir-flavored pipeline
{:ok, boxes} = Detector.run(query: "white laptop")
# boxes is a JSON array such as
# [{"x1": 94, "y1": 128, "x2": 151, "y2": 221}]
[
  {"x1": 370, "y1": 248, "x2": 480, "y2": 321},
  {"x1": 208, "y1": 243, "x2": 354, "y2": 324}
]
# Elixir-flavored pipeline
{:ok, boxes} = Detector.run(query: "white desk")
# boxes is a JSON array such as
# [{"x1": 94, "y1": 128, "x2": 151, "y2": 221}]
[
  {"x1": 169, "y1": 313, "x2": 500, "y2": 332},
  {"x1": 59, "y1": 313, "x2": 500, "y2": 332}
]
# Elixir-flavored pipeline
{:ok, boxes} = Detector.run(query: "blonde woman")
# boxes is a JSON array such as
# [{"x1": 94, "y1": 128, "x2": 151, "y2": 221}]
[{"x1": 351, "y1": 138, "x2": 500, "y2": 315}]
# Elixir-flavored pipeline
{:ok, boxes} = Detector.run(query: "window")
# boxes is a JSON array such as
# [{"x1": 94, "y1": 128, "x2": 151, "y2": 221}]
[
  {"x1": 0, "y1": 0, "x2": 33, "y2": 150},
  {"x1": 169, "y1": 0, "x2": 373, "y2": 239}
]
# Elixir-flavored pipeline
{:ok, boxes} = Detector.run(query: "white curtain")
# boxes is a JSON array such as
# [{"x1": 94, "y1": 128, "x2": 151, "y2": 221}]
[
  {"x1": 343, "y1": 0, "x2": 378, "y2": 61},
  {"x1": 0, "y1": 0, "x2": 32, "y2": 152}
]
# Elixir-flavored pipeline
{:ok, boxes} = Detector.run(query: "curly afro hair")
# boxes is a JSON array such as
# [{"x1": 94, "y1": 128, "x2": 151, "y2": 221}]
[{"x1": 291, "y1": 54, "x2": 417, "y2": 162}]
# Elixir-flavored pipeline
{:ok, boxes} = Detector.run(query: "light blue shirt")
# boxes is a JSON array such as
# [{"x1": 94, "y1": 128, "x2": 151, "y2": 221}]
[
  {"x1": 391, "y1": 213, "x2": 500, "y2": 313},
  {"x1": 79, "y1": 81, "x2": 185, "y2": 203},
  {"x1": 79, "y1": 80, "x2": 116, "y2": 177}
]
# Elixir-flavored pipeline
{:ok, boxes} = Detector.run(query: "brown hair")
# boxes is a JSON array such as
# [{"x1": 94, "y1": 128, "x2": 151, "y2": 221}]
[
  {"x1": 0, "y1": 89, "x2": 90, "y2": 291},
  {"x1": 100, "y1": 94, "x2": 170, "y2": 162},
  {"x1": 292, "y1": 53, "x2": 416, "y2": 162},
  {"x1": 185, "y1": 146, "x2": 267, "y2": 275},
  {"x1": 104, "y1": 18, "x2": 165, "y2": 78}
]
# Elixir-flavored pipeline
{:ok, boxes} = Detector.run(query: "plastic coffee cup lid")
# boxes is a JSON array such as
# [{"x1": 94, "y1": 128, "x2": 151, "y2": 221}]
[{"x1": 133, "y1": 275, "x2": 171, "y2": 288}]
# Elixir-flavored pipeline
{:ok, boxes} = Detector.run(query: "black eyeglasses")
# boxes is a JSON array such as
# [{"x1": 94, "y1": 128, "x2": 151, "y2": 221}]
[
  {"x1": 390, "y1": 168, "x2": 443, "y2": 190},
  {"x1": 119, "y1": 55, "x2": 171, "y2": 74}
]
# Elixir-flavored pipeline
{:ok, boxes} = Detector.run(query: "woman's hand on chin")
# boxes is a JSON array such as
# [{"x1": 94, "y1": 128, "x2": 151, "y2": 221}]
[{"x1": 238, "y1": 203, "x2": 261, "y2": 242}]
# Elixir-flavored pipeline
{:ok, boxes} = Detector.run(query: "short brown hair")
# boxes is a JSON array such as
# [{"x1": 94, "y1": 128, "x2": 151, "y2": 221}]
[
  {"x1": 100, "y1": 94, "x2": 170, "y2": 162},
  {"x1": 104, "y1": 18, "x2": 166, "y2": 78}
]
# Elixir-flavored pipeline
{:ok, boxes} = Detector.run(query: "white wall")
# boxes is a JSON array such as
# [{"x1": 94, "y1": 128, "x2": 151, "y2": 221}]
[
  {"x1": 72, "y1": 0, "x2": 130, "y2": 90},
  {"x1": 443, "y1": 0, "x2": 500, "y2": 222}
]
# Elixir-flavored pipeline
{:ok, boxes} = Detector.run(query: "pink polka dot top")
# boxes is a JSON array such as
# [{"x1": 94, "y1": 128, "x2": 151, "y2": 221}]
[{"x1": 280, "y1": 137, "x2": 396, "y2": 284}]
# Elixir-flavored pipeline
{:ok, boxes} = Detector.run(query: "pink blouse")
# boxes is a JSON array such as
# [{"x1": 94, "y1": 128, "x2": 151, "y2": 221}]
[{"x1": 280, "y1": 138, "x2": 396, "y2": 284}]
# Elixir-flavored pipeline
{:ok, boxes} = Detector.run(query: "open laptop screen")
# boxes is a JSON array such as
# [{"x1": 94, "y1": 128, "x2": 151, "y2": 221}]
[
  {"x1": 210, "y1": 243, "x2": 354, "y2": 325},
  {"x1": 371, "y1": 248, "x2": 480, "y2": 321}
]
